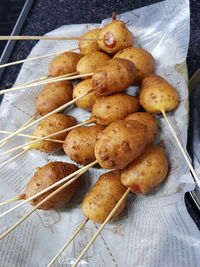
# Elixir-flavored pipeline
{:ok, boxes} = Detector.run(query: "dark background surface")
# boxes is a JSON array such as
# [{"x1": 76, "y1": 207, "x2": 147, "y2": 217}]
[{"x1": 0, "y1": 0, "x2": 199, "y2": 228}]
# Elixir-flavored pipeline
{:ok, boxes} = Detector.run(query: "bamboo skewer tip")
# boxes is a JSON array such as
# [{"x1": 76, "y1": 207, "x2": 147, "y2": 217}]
[
  {"x1": 47, "y1": 218, "x2": 89, "y2": 267},
  {"x1": 0, "y1": 194, "x2": 25, "y2": 206},
  {"x1": 161, "y1": 109, "x2": 200, "y2": 188}
]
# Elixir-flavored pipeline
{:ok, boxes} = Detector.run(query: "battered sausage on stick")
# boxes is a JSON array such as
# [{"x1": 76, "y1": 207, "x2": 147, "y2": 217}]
[
  {"x1": 72, "y1": 79, "x2": 100, "y2": 111},
  {"x1": 125, "y1": 112, "x2": 157, "y2": 145},
  {"x1": 121, "y1": 145, "x2": 168, "y2": 194},
  {"x1": 24, "y1": 162, "x2": 80, "y2": 210},
  {"x1": 48, "y1": 52, "x2": 82, "y2": 77},
  {"x1": 95, "y1": 119, "x2": 147, "y2": 169},
  {"x1": 63, "y1": 125, "x2": 105, "y2": 165},
  {"x1": 78, "y1": 29, "x2": 101, "y2": 55},
  {"x1": 0, "y1": 165, "x2": 90, "y2": 240},
  {"x1": 139, "y1": 74, "x2": 179, "y2": 113},
  {"x1": 0, "y1": 161, "x2": 81, "y2": 208},
  {"x1": 93, "y1": 58, "x2": 136, "y2": 96},
  {"x1": 114, "y1": 47, "x2": 155, "y2": 84},
  {"x1": 90, "y1": 94, "x2": 139, "y2": 125},
  {"x1": 82, "y1": 170, "x2": 126, "y2": 223},
  {"x1": 139, "y1": 74, "x2": 200, "y2": 188},
  {"x1": 76, "y1": 51, "x2": 111, "y2": 79},
  {"x1": 36, "y1": 81, "x2": 73, "y2": 115},
  {"x1": 27, "y1": 114, "x2": 77, "y2": 153},
  {"x1": 98, "y1": 18, "x2": 134, "y2": 54}
]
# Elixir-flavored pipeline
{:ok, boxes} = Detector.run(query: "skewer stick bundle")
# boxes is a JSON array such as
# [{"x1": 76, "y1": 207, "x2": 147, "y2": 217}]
[
  {"x1": 0, "y1": 72, "x2": 93, "y2": 95},
  {"x1": 0, "y1": 89, "x2": 93, "y2": 146},
  {"x1": 0, "y1": 130, "x2": 65, "y2": 143}
]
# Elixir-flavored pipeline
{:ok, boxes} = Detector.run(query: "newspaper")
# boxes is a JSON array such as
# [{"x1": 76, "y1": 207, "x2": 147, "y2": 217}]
[{"x1": 0, "y1": 0, "x2": 200, "y2": 266}]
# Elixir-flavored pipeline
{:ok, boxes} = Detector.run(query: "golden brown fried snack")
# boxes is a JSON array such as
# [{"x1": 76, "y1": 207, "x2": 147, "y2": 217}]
[
  {"x1": 82, "y1": 170, "x2": 126, "y2": 223},
  {"x1": 114, "y1": 47, "x2": 155, "y2": 84},
  {"x1": 92, "y1": 58, "x2": 136, "y2": 96},
  {"x1": 73, "y1": 79, "x2": 100, "y2": 111},
  {"x1": 76, "y1": 51, "x2": 111, "y2": 79},
  {"x1": 28, "y1": 114, "x2": 77, "y2": 152},
  {"x1": 36, "y1": 81, "x2": 73, "y2": 115},
  {"x1": 125, "y1": 112, "x2": 157, "y2": 144},
  {"x1": 25, "y1": 162, "x2": 80, "y2": 210},
  {"x1": 98, "y1": 20, "x2": 134, "y2": 54},
  {"x1": 139, "y1": 74, "x2": 179, "y2": 113},
  {"x1": 63, "y1": 125, "x2": 104, "y2": 165},
  {"x1": 91, "y1": 93, "x2": 139, "y2": 125},
  {"x1": 78, "y1": 29, "x2": 101, "y2": 55},
  {"x1": 95, "y1": 120, "x2": 147, "y2": 169},
  {"x1": 48, "y1": 52, "x2": 82, "y2": 77},
  {"x1": 121, "y1": 145, "x2": 168, "y2": 194}
]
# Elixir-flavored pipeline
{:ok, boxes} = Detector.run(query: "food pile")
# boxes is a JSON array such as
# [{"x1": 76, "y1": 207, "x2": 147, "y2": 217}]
[{"x1": 0, "y1": 15, "x2": 183, "y2": 266}]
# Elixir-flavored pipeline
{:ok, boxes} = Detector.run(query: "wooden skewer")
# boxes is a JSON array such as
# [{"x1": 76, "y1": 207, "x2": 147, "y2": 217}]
[
  {"x1": 0, "y1": 71, "x2": 86, "y2": 95},
  {"x1": 0, "y1": 130, "x2": 65, "y2": 143},
  {"x1": 14, "y1": 76, "x2": 50, "y2": 89},
  {"x1": 0, "y1": 194, "x2": 25, "y2": 206},
  {"x1": 13, "y1": 71, "x2": 77, "y2": 92},
  {"x1": 0, "y1": 119, "x2": 95, "y2": 157},
  {"x1": 0, "y1": 113, "x2": 39, "y2": 149},
  {"x1": 0, "y1": 47, "x2": 79, "y2": 69},
  {"x1": 72, "y1": 188, "x2": 131, "y2": 267},
  {"x1": 0, "y1": 168, "x2": 89, "y2": 240},
  {"x1": 47, "y1": 218, "x2": 89, "y2": 267},
  {"x1": 0, "y1": 36, "x2": 103, "y2": 41},
  {"x1": 0, "y1": 149, "x2": 28, "y2": 168},
  {"x1": 17, "y1": 71, "x2": 78, "y2": 89},
  {"x1": 0, "y1": 160, "x2": 98, "y2": 218},
  {"x1": 161, "y1": 110, "x2": 200, "y2": 188},
  {"x1": 0, "y1": 89, "x2": 94, "y2": 146},
  {"x1": 18, "y1": 113, "x2": 39, "y2": 128},
  {"x1": 43, "y1": 71, "x2": 79, "y2": 82}
]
